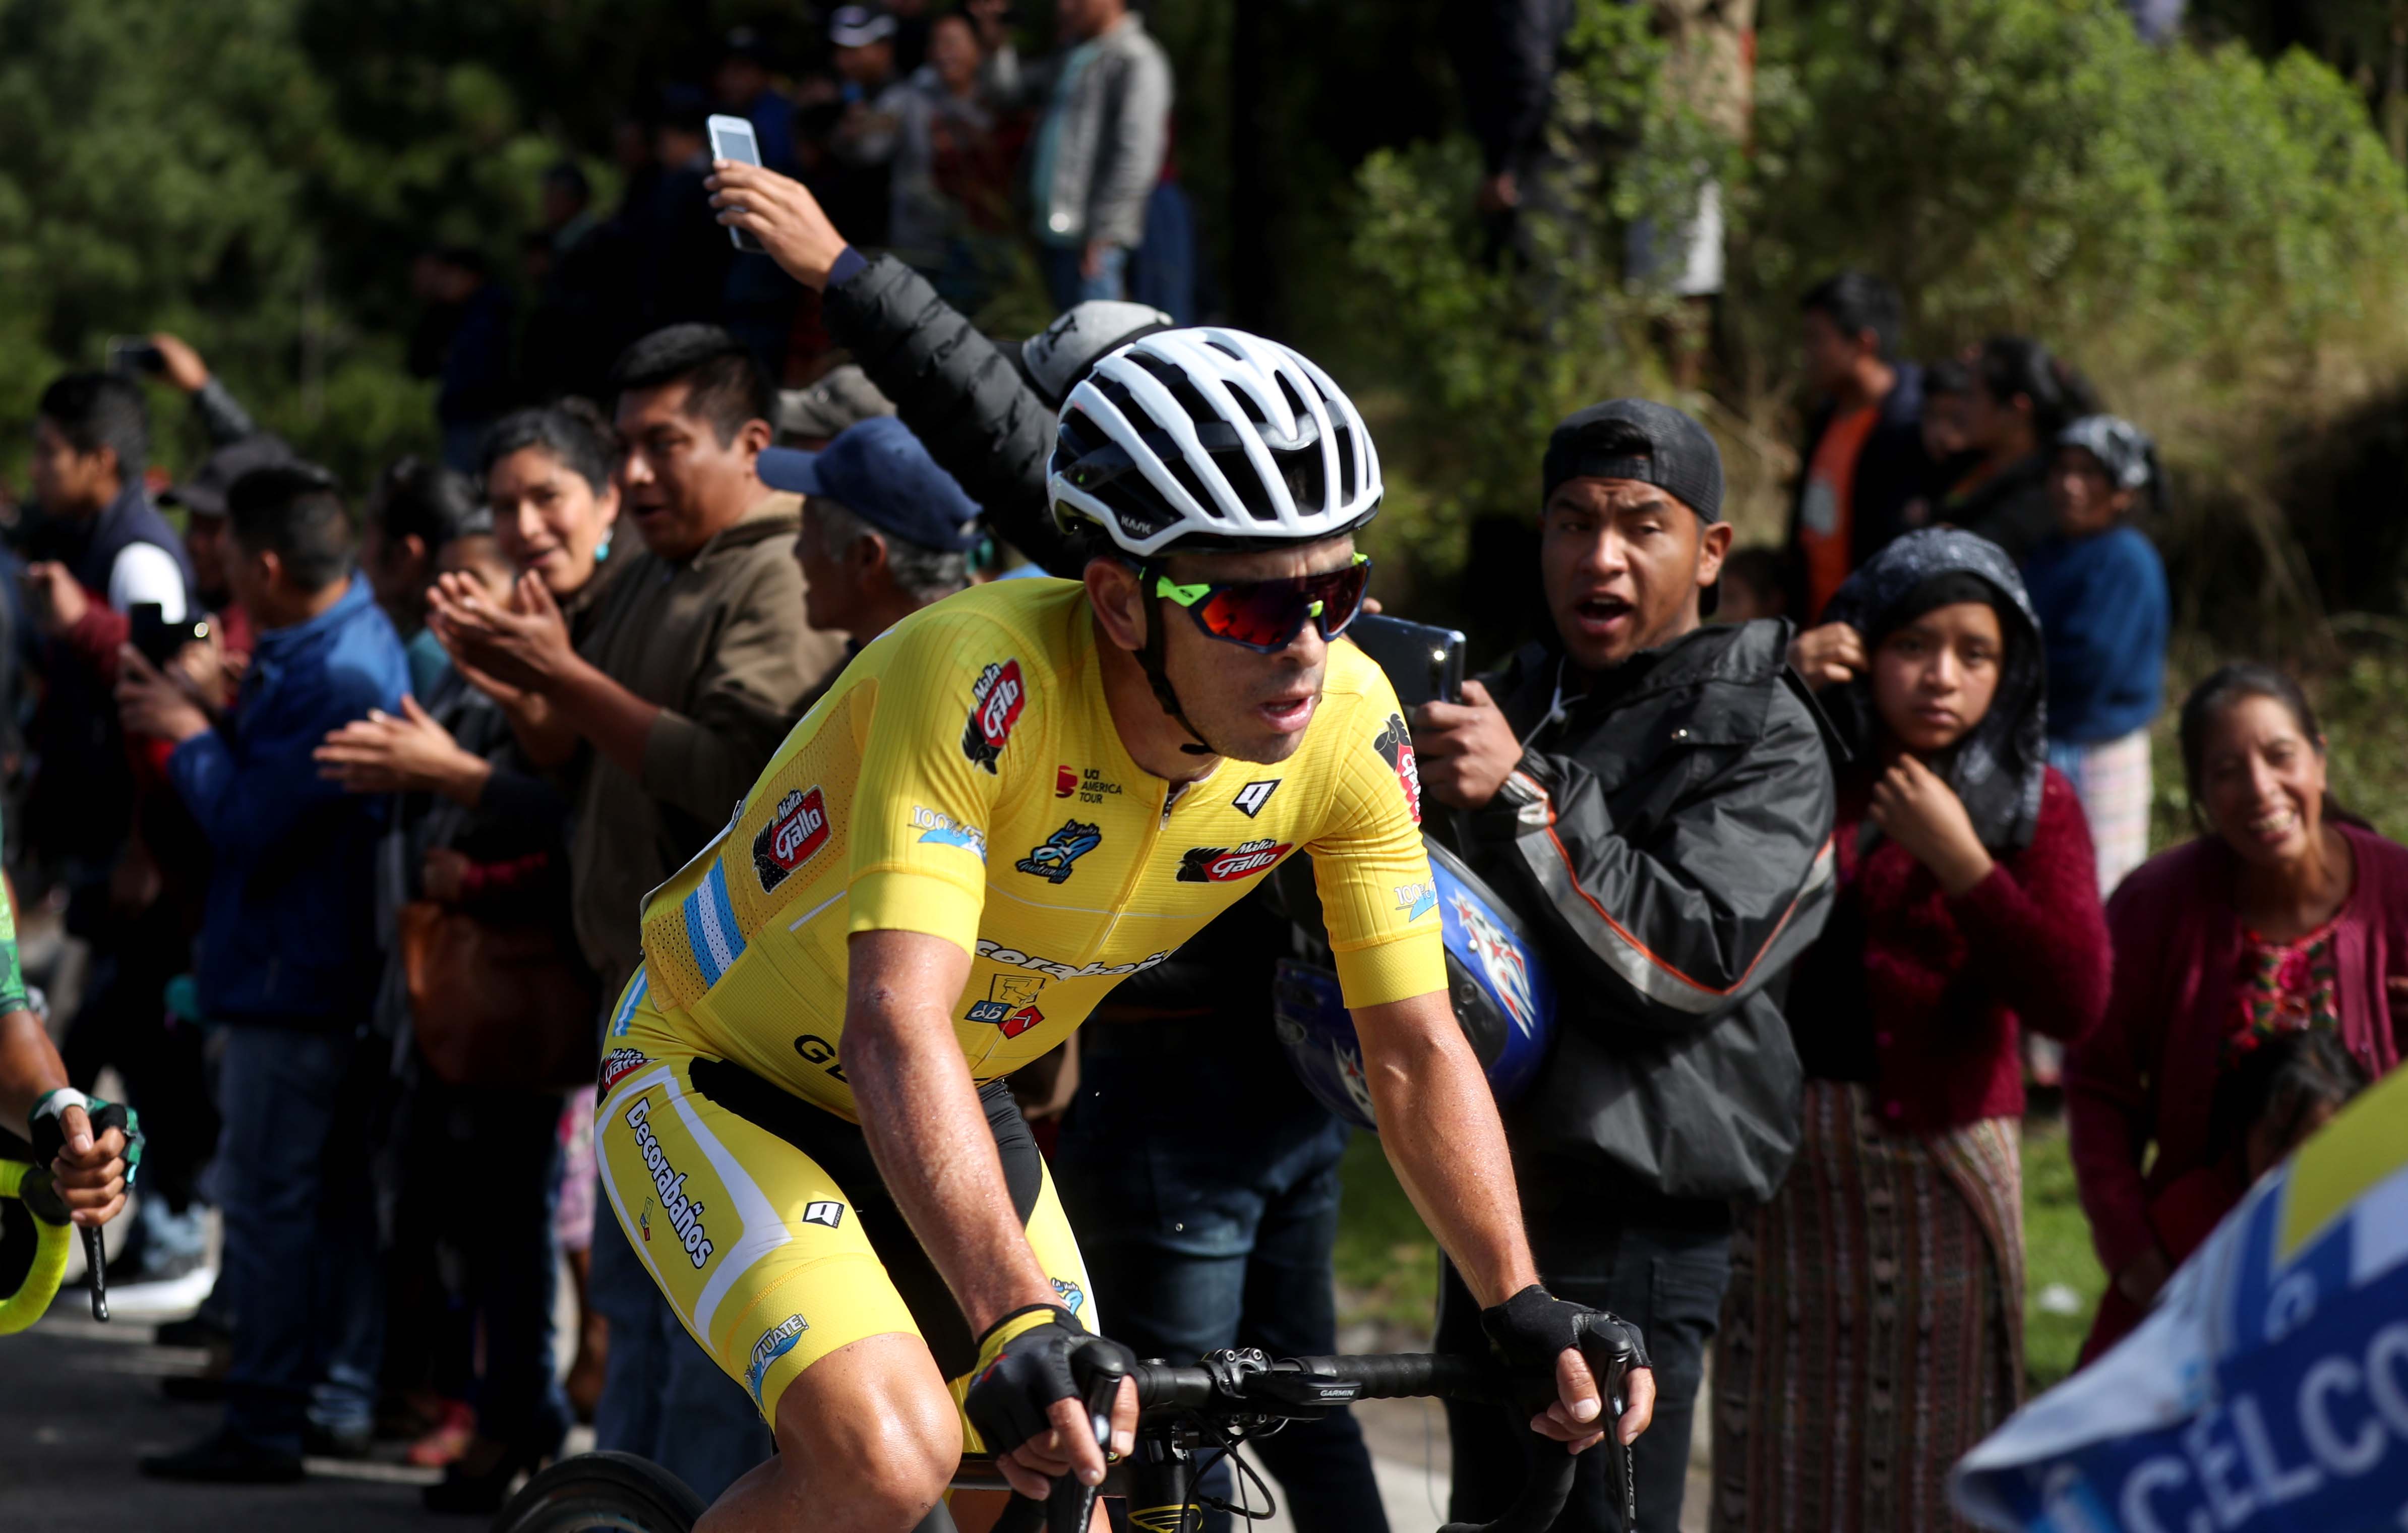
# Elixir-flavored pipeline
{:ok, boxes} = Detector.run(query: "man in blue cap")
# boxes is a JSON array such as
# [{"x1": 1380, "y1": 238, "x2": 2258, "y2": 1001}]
[{"x1": 757, "y1": 416, "x2": 981, "y2": 647}]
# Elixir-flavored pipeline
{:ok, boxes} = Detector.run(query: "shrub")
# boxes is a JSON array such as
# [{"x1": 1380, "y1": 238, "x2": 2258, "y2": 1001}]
[{"x1": 1342, "y1": 0, "x2": 2408, "y2": 652}]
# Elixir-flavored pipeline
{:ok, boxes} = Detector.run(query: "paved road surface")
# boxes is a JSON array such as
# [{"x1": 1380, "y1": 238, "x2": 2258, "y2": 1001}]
[
  {"x1": 0, "y1": 1308, "x2": 1702, "y2": 1531},
  {"x1": 0, "y1": 1309, "x2": 440, "y2": 1530}
]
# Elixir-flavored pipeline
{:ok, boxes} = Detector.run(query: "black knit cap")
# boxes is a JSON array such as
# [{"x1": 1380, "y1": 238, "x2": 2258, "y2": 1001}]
[{"x1": 1541, "y1": 399, "x2": 1724, "y2": 523}]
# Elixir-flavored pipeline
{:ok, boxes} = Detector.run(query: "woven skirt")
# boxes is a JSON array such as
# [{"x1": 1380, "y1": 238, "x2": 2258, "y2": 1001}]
[{"x1": 1710, "y1": 1080, "x2": 2024, "y2": 1533}]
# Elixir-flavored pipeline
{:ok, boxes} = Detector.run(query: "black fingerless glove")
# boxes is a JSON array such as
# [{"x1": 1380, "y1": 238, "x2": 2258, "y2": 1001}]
[
  {"x1": 1480, "y1": 1284, "x2": 1653, "y2": 1406},
  {"x1": 962, "y1": 1303, "x2": 1135, "y2": 1459},
  {"x1": 28, "y1": 1094, "x2": 142, "y2": 1190}
]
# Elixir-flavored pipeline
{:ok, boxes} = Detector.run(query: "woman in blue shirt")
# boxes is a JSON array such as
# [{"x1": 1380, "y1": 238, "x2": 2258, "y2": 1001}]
[{"x1": 2022, "y1": 416, "x2": 2171, "y2": 897}]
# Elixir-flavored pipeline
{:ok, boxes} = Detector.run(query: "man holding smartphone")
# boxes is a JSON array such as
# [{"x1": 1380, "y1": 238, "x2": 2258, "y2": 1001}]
[{"x1": 1410, "y1": 400, "x2": 1837, "y2": 1533}]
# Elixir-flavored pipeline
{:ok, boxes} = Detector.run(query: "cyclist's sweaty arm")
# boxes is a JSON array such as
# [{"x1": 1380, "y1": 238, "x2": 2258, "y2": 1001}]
[
  {"x1": 842, "y1": 930, "x2": 1059, "y2": 1333},
  {"x1": 1311, "y1": 718, "x2": 1652, "y2": 1451},
  {"x1": 0, "y1": 874, "x2": 127, "y2": 1226},
  {"x1": 1352, "y1": 990, "x2": 1649, "y2": 1449},
  {"x1": 840, "y1": 928, "x2": 1137, "y2": 1493}
]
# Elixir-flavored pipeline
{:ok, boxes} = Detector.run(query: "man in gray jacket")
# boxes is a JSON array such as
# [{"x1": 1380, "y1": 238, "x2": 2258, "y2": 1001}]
[
  {"x1": 978, "y1": 0, "x2": 1172, "y2": 308},
  {"x1": 1413, "y1": 400, "x2": 1835, "y2": 1533}
]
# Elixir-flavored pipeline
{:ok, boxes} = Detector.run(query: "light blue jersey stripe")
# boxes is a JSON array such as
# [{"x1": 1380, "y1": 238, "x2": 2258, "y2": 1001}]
[
  {"x1": 682, "y1": 883, "x2": 726, "y2": 986},
  {"x1": 682, "y1": 863, "x2": 747, "y2": 988},
  {"x1": 609, "y1": 968, "x2": 651, "y2": 1037}
]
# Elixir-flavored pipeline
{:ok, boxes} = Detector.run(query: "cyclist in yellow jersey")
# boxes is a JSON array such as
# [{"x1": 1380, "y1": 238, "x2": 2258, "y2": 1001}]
[{"x1": 593, "y1": 326, "x2": 1656, "y2": 1533}]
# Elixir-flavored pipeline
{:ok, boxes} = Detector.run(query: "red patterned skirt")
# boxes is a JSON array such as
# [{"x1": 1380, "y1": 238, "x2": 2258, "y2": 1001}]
[{"x1": 1710, "y1": 1081, "x2": 2024, "y2": 1533}]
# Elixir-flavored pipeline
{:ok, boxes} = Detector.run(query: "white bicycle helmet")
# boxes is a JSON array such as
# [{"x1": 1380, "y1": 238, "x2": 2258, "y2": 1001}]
[{"x1": 1048, "y1": 327, "x2": 1382, "y2": 556}]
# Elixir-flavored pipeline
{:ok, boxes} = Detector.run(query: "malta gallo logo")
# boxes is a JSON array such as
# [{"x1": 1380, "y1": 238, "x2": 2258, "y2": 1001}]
[
  {"x1": 1176, "y1": 838, "x2": 1291, "y2": 883},
  {"x1": 752, "y1": 786, "x2": 830, "y2": 893},
  {"x1": 962, "y1": 660, "x2": 1028, "y2": 774},
  {"x1": 1373, "y1": 713, "x2": 1423, "y2": 825}
]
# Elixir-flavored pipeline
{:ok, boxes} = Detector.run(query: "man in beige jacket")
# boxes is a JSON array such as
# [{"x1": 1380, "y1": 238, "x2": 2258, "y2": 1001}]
[{"x1": 430, "y1": 322, "x2": 845, "y2": 1502}]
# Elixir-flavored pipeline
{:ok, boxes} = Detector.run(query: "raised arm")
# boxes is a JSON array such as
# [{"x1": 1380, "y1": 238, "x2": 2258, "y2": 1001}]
[{"x1": 706, "y1": 161, "x2": 1072, "y2": 573}]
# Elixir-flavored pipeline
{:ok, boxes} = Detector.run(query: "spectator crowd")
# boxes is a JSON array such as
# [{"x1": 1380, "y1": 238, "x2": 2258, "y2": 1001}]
[
  {"x1": 0, "y1": 6, "x2": 2395, "y2": 1533},
  {"x1": 413, "y1": 0, "x2": 1191, "y2": 475}
]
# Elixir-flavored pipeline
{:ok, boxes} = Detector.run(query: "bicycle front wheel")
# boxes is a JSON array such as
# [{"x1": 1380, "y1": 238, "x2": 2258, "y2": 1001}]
[{"x1": 491, "y1": 1452, "x2": 707, "y2": 1533}]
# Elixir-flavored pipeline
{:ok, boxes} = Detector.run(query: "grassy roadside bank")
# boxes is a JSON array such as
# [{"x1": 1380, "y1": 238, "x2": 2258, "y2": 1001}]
[{"x1": 1335, "y1": 1116, "x2": 2104, "y2": 1389}]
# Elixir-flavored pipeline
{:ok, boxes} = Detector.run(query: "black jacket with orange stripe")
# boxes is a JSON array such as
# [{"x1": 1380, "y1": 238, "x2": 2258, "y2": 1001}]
[{"x1": 1456, "y1": 618, "x2": 1838, "y2": 1204}]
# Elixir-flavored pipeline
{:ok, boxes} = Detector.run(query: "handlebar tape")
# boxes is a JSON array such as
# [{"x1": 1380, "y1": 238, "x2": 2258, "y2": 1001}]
[{"x1": 0, "y1": 1161, "x2": 72, "y2": 1335}]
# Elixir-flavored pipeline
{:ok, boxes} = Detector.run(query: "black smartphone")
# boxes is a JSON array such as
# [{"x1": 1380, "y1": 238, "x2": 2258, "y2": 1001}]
[
  {"x1": 706, "y1": 113, "x2": 770, "y2": 255},
  {"x1": 129, "y1": 602, "x2": 211, "y2": 668},
  {"x1": 1347, "y1": 613, "x2": 1468, "y2": 710},
  {"x1": 107, "y1": 336, "x2": 164, "y2": 377}
]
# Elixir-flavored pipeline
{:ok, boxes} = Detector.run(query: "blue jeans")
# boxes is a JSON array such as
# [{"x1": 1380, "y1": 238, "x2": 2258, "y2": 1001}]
[
  {"x1": 218, "y1": 1024, "x2": 386, "y2": 1454},
  {"x1": 1040, "y1": 242, "x2": 1130, "y2": 310},
  {"x1": 1054, "y1": 1045, "x2": 1388, "y2": 1533},
  {"x1": 1437, "y1": 1186, "x2": 1732, "y2": 1533},
  {"x1": 589, "y1": 1208, "x2": 772, "y2": 1502}
]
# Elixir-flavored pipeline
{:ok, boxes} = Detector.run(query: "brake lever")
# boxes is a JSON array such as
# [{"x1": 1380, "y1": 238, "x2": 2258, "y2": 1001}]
[
  {"x1": 1576, "y1": 1313, "x2": 1641, "y2": 1529},
  {"x1": 1043, "y1": 1339, "x2": 1128, "y2": 1533},
  {"x1": 82, "y1": 1226, "x2": 107, "y2": 1321}
]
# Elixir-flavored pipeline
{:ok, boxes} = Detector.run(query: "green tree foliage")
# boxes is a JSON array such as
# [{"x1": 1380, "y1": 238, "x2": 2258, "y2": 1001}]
[
  {"x1": 1344, "y1": 1, "x2": 1735, "y2": 595},
  {"x1": 1733, "y1": 0, "x2": 2408, "y2": 391},
  {"x1": 1339, "y1": 0, "x2": 2408, "y2": 644},
  {"x1": 0, "y1": 0, "x2": 597, "y2": 490}
]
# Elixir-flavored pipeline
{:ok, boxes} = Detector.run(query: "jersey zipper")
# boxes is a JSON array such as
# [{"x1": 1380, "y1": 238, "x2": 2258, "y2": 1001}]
[{"x1": 1094, "y1": 776, "x2": 1174, "y2": 953}]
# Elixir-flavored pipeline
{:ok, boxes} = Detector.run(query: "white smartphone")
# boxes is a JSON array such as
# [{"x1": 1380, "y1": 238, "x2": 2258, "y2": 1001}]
[{"x1": 705, "y1": 113, "x2": 768, "y2": 254}]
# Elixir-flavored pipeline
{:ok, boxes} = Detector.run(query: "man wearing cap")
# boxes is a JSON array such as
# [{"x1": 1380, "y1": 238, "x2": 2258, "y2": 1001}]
[
  {"x1": 774, "y1": 364, "x2": 896, "y2": 450},
  {"x1": 761, "y1": 416, "x2": 977, "y2": 653},
  {"x1": 1411, "y1": 399, "x2": 1837, "y2": 1533}
]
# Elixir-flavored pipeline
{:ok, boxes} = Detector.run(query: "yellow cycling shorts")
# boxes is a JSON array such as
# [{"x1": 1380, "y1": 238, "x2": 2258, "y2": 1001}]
[{"x1": 594, "y1": 966, "x2": 1099, "y2": 1429}]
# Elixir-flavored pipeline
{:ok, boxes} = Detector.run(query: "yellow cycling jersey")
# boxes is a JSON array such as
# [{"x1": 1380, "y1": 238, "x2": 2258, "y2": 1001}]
[{"x1": 632, "y1": 576, "x2": 1445, "y2": 1119}]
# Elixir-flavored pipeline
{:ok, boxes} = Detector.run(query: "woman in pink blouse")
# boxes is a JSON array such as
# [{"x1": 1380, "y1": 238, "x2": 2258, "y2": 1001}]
[{"x1": 2066, "y1": 663, "x2": 2407, "y2": 1361}]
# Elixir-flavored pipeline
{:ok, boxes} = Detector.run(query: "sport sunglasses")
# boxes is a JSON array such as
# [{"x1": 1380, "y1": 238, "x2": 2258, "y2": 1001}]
[{"x1": 1151, "y1": 553, "x2": 1373, "y2": 653}]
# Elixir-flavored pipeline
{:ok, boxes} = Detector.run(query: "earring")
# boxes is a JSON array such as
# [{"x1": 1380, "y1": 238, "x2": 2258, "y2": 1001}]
[{"x1": 594, "y1": 530, "x2": 613, "y2": 563}]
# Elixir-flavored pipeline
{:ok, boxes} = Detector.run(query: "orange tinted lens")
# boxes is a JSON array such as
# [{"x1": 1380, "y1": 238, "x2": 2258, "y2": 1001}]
[
  {"x1": 1193, "y1": 561, "x2": 1371, "y2": 650},
  {"x1": 1197, "y1": 584, "x2": 1308, "y2": 648}
]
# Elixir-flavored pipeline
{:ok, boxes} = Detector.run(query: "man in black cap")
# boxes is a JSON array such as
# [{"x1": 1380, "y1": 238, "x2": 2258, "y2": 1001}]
[
  {"x1": 1412, "y1": 399, "x2": 1838, "y2": 1533},
  {"x1": 759, "y1": 415, "x2": 977, "y2": 647}
]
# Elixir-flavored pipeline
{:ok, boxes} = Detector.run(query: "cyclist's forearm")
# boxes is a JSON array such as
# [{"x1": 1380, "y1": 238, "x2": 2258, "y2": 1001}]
[
  {"x1": 843, "y1": 935, "x2": 1057, "y2": 1334},
  {"x1": 1357, "y1": 992, "x2": 1542, "y2": 1308},
  {"x1": 0, "y1": 1009, "x2": 69, "y2": 1140}
]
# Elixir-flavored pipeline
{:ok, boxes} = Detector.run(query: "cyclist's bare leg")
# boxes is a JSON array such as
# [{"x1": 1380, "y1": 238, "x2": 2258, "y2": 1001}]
[{"x1": 697, "y1": 1333, "x2": 960, "y2": 1533}]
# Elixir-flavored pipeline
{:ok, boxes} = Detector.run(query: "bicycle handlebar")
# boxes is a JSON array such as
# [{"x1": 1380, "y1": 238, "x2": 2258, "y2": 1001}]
[
  {"x1": 1001, "y1": 1339, "x2": 1633, "y2": 1533},
  {"x1": 0, "y1": 1159, "x2": 73, "y2": 1336}
]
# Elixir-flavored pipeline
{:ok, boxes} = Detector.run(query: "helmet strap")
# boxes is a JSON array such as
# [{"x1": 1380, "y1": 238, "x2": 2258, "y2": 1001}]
[{"x1": 1135, "y1": 560, "x2": 1219, "y2": 758}]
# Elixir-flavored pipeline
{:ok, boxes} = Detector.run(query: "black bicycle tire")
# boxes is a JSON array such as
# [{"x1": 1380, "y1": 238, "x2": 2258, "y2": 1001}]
[{"x1": 488, "y1": 1451, "x2": 707, "y2": 1533}]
